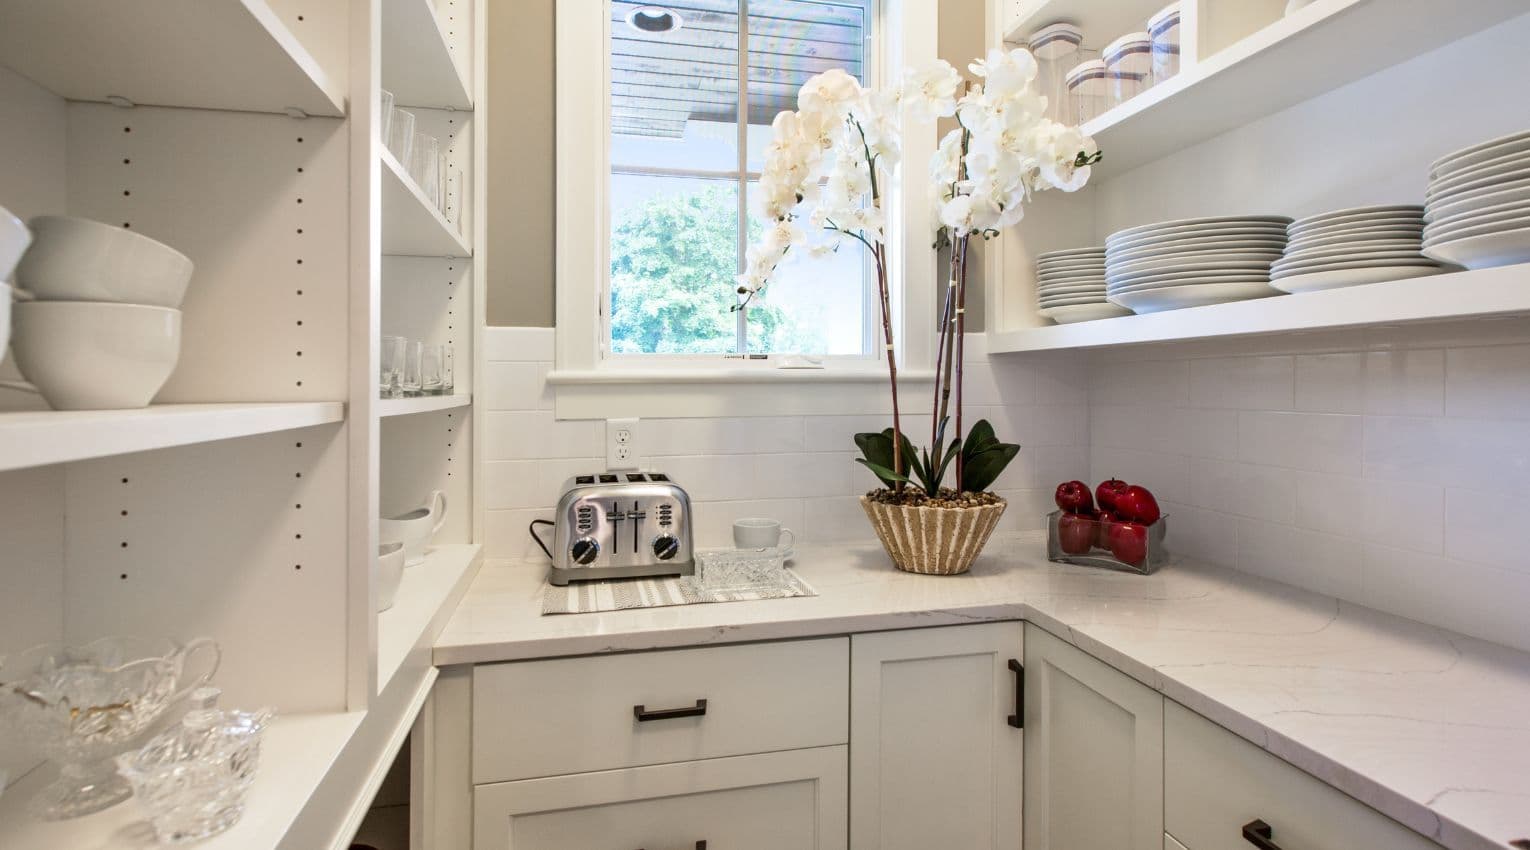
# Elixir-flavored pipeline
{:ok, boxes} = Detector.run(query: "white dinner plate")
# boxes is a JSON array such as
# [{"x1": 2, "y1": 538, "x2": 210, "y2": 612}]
[
  {"x1": 1426, "y1": 182, "x2": 1530, "y2": 224},
  {"x1": 1425, "y1": 196, "x2": 1530, "y2": 231},
  {"x1": 1107, "y1": 215, "x2": 1293, "y2": 245},
  {"x1": 1040, "y1": 302, "x2": 1134, "y2": 323},
  {"x1": 1107, "y1": 253, "x2": 1279, "y2": 277},
  {"x1": 1107, "y1": 233, "x2": 1289, "y2": 259},
  {"x1": 1280, "y1": 238, "x2": 1423, "y2": 262},
  {"x1": 1037, "y1": 271, "x2": 1108, "y2": 285},
  {"x1": 1422, "y1": 226, "x2": 1530, "y2": 269},
  {"x1": 1426, "y1": 161, "x2": 1530, "y2": 202},
  {"x1": 1289, "y1": 205, "x2": 1423, "y2": 231},
  {"x1": 1425, "y1": 174, "x2": 1530, "y2": 214},
  {"x1": 1038, "y1": 294, "x2": 1111, "y2": 307},
  {"x1": 1036, "y1": 247, "x2": 1107, "y2": 261},
  {"x1": 1431, "y1": 128, "x2": 1530, "y2": 177},
  {"x1": 1037, "y1": 260, "x2": 1107, "y2": 274},
  {"x1": 1038, "y1": 285, "x2": 1108, "y2": 298},
  {"x1": 1106, "y1": 249, "x2": 1287, "y2": 270},
  {"x1": 1428, "y1": 146, "x2": 1530, "y2": 188},
  {"x1": 1107, "y1": 276, "x2": 1272, "y2": 296},
  {"x1": 1286, "y1": 226, "x2": 1424, "y2": 251},
  {"x1": 1107, "y1": 264, "x2": 1275, "y2": 288},
  {"x1": 1108, "y1": 281, "x2": 1282, "y2": 313},
  {"x1": 1106, "y1": 224, "x2": 1289, "y2": 252},
  {"x1": 1271, "y1": 255, "x2": 1438, "y2": 277},
  {"x1": 1288, "y1": 214, "x2": 1424, "y2": 240},
  {"x1": 1423, "y1": 211, "x2": 1530, "y2": 244},
  {"x1": 1271, "y1": 264, "x2": 1448, "y2": 294}
]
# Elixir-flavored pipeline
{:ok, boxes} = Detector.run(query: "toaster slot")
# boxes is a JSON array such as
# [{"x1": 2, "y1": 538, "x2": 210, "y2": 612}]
[
  {"x1": 648, "y1": 473, "x2": 670, "y2": 482},
  {"x1": 625, "y1": 473, "x2": 647, "y2": 482},
  {"x1": 598, "y1": 473, "x2": 619, "y2": 483}
]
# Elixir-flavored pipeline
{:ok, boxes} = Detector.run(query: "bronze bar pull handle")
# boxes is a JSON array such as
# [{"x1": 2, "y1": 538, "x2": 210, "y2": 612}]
[
  {"x1": 1243, "y1": 819, "x2": 1282, "y2": 850},
  {"x1": 633, "y1": 698, "x2": 708, "y2": 722},
  {"x1": 1006, "y1": 659, "x2": 1024, "y2": 729}
]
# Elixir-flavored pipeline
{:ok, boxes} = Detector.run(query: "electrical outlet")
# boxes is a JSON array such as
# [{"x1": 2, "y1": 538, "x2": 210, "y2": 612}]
[{"x1": 606, "y1": 418, "x2": 640, "y2": 470}]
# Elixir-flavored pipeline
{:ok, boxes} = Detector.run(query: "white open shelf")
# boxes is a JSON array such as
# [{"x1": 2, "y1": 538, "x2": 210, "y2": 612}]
[
  {"x1": 1079, "y1": 0, "x2": 1528, "y2": 176},
  {"x1": 0, "y1": 709, "x2": 365, "y2": 850},
  {"x1": 382, "y1": 0, "x2": 473, "y2": 110},
  {"x1": 0, "y1": 402, "x2": 345, "y2": 473},
  {"x1": 382, "y1": 147, "x2": 471, "y2": 258},
  {"x1": 0, "y1": 0, "x2": 345, "y2": 117},
  {"x1": 377, "y1": 543, "x2": 483, "y2": 693},
  {"x1": 377, "y1": 393, "x2": 472, "y2": 418},
  {"x1": 989, "y1": 263, "x2": 1530, "y2": 354}
]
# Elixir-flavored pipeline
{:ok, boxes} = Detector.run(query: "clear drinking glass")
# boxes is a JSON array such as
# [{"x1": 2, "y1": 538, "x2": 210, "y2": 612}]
[
  {"x1": 441, "y1": 344, "x2": 455, "y2": 394},
  {"x1": 379, "y1": 89, "x2": 395, "y2": 149},
  {"x1": 437, "y1": 150, "x2": 451, "y2": 215},
  {"x1": 401, "y1": 339, "x2": 423, "y2": 396},
  {"x1": 387, "y1": 108, "x2": 416, "y2": 165},
  {"x1": 421, "y1": 344, "x2": 445, "y2": 396},
  {"x1": 449, "y1": 168, "x2": 465, "y2": 233},
  {"x1": 409, "y1": 133, "x2": 440, "y2": 206},
  {"x1": 380, "y1": 335, "x2": 405, "y2": 399}
]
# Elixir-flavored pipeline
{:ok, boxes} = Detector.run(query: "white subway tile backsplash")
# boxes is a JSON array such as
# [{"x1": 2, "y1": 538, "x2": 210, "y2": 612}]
[
  {"x1": 482, "y1": 363, "x2": 550, "y2": 411},
  {"x1": 1446, "y1": 344, "x2": 1530, "y2": 419},
  {"x1": 691, "y1": 499, "x2": 805, "y2": 549},
  {"x1": 1363, "y1": 349, "x2": 1445, "y2": 416},
  {"x1": 802, "y1": 415, "x2": 888, "y2": 452},
  {"x1": 1091, "y1": 447, "x2": 1190, "y2": 506},
  {"x1": 1090, "y1": 359, "x2": 1189, "y2": 406},
  {"x1": 1239, "y1": 411, "x2": 1363, "y2": 475},
  {"x1": 753, "y1": 452, "x2": 856, "y2": 500},
  {"x1": 482, "y1": 411, "x2": 602, "y2": 460},
  {"x1": 1360, "y1": 545, "x2": 1530, "y2": 652},
  {"x1": 1235, "y1": 518, "x2": 1364, "y2": 600},
  {"x1": 484, "y1": 326, "x2": 555, "y2": 362},
  {"x1": 1293, "y1": 353, "x2": 1364, "y2": 414},
  {"x1": 482, "y1": 461, "x2": 542, "y2": 510},
  {"x1": 1443, "y1": 488, "x2": 1529, "y2": 574},
  {"x1": 645, "y1": 417, "x2": 805, "y2": 456},
  {"x1": 1189, "y1": 356, "x2": 1294, "y2": 410}
]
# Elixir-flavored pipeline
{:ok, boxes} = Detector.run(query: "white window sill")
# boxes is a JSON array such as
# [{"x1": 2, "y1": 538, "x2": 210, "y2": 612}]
[{"x1": 547, "y1": 367, "x2": 937, "y2": 419}]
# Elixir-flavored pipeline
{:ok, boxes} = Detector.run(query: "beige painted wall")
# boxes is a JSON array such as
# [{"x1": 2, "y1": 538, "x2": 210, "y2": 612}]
[{"x1": 485, "y1": 0, "x2": 989, "y2": 329}]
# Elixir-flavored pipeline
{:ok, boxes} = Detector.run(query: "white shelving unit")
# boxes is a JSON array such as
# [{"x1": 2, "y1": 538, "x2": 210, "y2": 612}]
[
  {"x1": 0, "y1": 0, "x2": 485, "y2": 846},
  {"x1": 0, "y1": 402, "x2": 344, "y2": 472},
  {"x1": 0, "y1": 0, "x2": 345, "y2": 116}
]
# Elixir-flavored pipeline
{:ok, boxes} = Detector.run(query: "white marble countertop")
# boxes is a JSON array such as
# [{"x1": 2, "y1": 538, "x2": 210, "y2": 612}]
[{"x1": 434, "y1": 534, "x2": 1530, "y2": 850}]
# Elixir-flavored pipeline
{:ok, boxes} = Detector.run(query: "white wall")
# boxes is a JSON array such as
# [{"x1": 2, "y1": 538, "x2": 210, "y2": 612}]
[
  {"x1": 1068, "y1": 13, "x2": 1530, "y2": 653},
  {"x1": 479, "y1": 328, "x2": 1089, "y2": 559}
]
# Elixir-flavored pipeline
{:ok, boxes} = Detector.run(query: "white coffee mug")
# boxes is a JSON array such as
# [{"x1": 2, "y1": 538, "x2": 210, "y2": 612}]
[
  {"x1": 380, "y1": 490, "x2": 447, "y2": 567},
  {"x1": 376, "y1": 542, "x2": 405, "y2": 612},
  {"x1": 734, "y1": 517, "x2": 795, "y2": 551}
]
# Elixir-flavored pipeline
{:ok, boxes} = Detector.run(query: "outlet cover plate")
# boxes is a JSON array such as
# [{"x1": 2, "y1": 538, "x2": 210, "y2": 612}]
[{"x1": 606, "y1": 418, "x2": 640, "y2": 470}]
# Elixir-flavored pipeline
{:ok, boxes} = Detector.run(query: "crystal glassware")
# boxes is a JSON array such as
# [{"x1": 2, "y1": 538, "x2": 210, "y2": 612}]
[
  {"x1": 401, "y1": 339, "x2": 423, "y2": 396},
  {"x1": 116, "y1": 687, "x2": 272, "y2": 844},
  {"x1": 409, "y1": 133, "x2": 440, "y2": 207},
  {"x1": 380, "y1": 335, "x2": 405, "y2": 399},
  {"x1": 0, "y1": 636, "x2": 221, "y2": 819},
  {"x1": 694, "y1": 548, "x2": 787, "y2": 593},
  {"x1": 379, "y1": 88, "x2": 395, "y2": 150},
  {"x1": 421, "y1": 344, "x2": 445, "y2": 396},
  {"x1": 387, "y1": 107, "x2": 416, "y2": 166}
]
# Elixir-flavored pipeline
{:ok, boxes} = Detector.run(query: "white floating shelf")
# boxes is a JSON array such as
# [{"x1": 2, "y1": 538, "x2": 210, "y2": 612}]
[
  {"x1": 0, "y1": 709, "x2": 364, "y2": 850},
  {"x1": 989, "y1": 263, "x2": 1530, "y2": 354},
  {"x1": 377, "y1": 393, "x2": 472, "y2": 418},
  {"x1": 382, "y1": 148, "x2": 471, "y2": 258},
  {"x1": 0, "y1": 0, "x2": 345, "y2": 117},
  {"x1": 1002, "y1": 0, "x2": 1163, "y2": 46},
  {"x1": 0, "y1": 402, "x2": 345, "y2": 473},
  {"x1": 1080, "y1": 0, "x2": 1528, "y2": 176},
  {"x1": 382, "y1": 0, "x2": 473, "y2": 110},
  {"x1": 377, "y1": 543, "x2": 483, "y2": 694}
]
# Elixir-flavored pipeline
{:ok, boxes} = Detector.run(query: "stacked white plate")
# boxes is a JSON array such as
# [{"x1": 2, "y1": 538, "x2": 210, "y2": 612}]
[
  {"x1": 1423, "y1": 129, "x2": 1530, "y2": 269},
  {"x1": 1035, "y1": 247, "x2": 1131, "y2": 323},
  {"x1": 1271, "y1": 205, "x2": 1445, "y2": 293},
  {"x1": 1103, "y1": 215, "x2": 1290, "y2": 313}
]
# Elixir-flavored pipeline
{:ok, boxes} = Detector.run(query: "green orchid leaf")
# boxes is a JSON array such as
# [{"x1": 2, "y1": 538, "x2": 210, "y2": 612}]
[
  {"x1": 962, "y1": 443, "x2": 1020, "y2": 493},
  {"x1": 855, "y1": 458, "x2": 910, "y2": 484}
]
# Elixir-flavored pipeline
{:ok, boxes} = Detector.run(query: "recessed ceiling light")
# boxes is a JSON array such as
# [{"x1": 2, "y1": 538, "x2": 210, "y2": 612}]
[{"x1": 627, "y1": 6, "x2": 683, "y2": 34}]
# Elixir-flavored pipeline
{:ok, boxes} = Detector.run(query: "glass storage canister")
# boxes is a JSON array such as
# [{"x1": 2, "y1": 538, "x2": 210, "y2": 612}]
[
  {"x1": 1065, "y1": 59, "x2": 1109, "y2": 125},
  {"x1": 1027, "y1": 21, "x2": 1086, "y2": 125},
  {"x1": 1148, "y1": 2, "x2": 1182, "y2": 85},
  {"x1": 1103, "y1": 32, "x2": 1153, "y2": 108}
]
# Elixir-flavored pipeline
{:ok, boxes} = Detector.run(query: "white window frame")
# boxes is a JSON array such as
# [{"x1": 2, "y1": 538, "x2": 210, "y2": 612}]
[{"x1": 552, "y1": 0, "x2": 939, "y2": 418}]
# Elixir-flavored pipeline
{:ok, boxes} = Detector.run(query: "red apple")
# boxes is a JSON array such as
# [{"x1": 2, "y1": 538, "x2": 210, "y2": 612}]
[
  {"x1": 1115, "y1": 484, "x2": 1161, "y2": 525},
  {"x1": 1054, "y1": 480, "x2": 1095, "y2": 514},
  {"x1": 1057, "y1": 512, "x2": 1095, "y2": 555},
  {"x1": 1093, "y1": 510, "x2": 1116, "y2": 550},
  {"x1": 1109, "y1": 521, "x2": 1150, "y2": 566},
  {"x1": 1096, "y1": 478, "x2": 1129, "y2": 513}
]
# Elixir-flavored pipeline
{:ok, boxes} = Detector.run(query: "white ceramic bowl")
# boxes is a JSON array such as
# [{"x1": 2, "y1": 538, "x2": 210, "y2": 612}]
[
  {"x1": 11, "y1": 302, "x2": 181, "y2": 410},
  {"x1": 17, "y1": 216, "x2": 193, "y2": 308},
  {"x1": 380, "y1": 490, "x2": 447, "y2": 567},
  {"x1": 377, "y1": 542, "x2": 406, "y2": 612},
  {"x1": 0, "y1": 205, "x2": 30, "y2": 282},
  {"x1": 0, "y1": 282, "x2": 10, "y2": 356}
]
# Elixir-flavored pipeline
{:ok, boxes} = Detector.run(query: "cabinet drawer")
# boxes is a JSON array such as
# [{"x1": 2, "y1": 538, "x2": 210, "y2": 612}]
[
  {"x1": 1165, "y1": 701, "x2": 1441, "y2": 850},
  {"x1": 472, "y1": 638, "x2": 848, "y2": 783},
  {"x1": 473, "y1": 746, "x2": 848, "y2": 850}
]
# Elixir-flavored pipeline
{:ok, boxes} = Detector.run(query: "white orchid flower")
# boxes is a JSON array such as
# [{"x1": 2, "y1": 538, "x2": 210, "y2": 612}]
[
  {"x1": 902, "y1": 60, "x2": 962, "y2": 123},
  {"x1": 798, "y1": 68, "x2": 862, "y2": 118}
]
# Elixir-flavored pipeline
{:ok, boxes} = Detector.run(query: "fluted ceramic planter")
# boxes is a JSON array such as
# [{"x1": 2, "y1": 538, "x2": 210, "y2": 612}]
[{"x1": 859, "y1": 495, "x2": 1007, "y2": 575}]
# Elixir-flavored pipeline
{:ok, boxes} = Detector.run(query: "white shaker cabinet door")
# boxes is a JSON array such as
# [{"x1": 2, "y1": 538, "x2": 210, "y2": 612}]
[
  {"x1": 473, "y1": 746, "x2": 847, "y2": 850},
  {"x1": 850, "y1": 622, "x2": 1025, "y2": 850},
  {"x1": 1023, "y1": 623, "x2": 1165, "y2": 850}
]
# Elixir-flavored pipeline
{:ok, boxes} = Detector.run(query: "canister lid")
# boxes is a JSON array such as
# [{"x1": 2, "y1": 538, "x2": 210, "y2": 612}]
[
  {"x1": 1064, "y1": 59, "x2": 1108, "y2": 85},
  {"x1": 1103, "y1": 31, "x2": 1153, "y2": 61},
  {"x1": 1028, "y1": 21, "x2": 1084, "y2": 59},
  {"x1": 1147, "y1": 2, "x2": 1181, "y2": 31}
]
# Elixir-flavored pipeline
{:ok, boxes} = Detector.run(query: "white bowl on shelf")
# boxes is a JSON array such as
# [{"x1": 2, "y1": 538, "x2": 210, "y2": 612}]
[
  {"x1": 1272, "y1": 252, "x2": 1437, "y2": 274},
  {"x1": 16, "y1": 216, "x2": 193, "y2": 308},
  {"x1": 1271, "y1": 264, "x2": 1447, "y2": 293},
  {"x1": 1422, "y1": 226, "x2": 1530, "y2": 269},
  {"x1": 1109, "y1": 280, "x2": 1281, "y2": 313},
  {"x1": 377, "y1": 542, "x2": 406, "y2": 612},
  {"x1": 1039, "y1": 302, "x2": 1133, "y2": 323},
  {"x1": 1109, "y1": 274, "x2": 1275, "y2": 295},
  {"x1": 11, "y1": 302, "x2": 181, "y2": 410}
]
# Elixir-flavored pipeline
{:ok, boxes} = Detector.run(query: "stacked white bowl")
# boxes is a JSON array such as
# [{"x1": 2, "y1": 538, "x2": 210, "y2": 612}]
[
  {"x1": 1272, "y1": 205, "x2": 1445, "y2": 293},
  {"x1": 0, "y1": 205, "x2": 31, "y2": 357},
  {"x1": 1423, "y1": 129, "x2": 1530, "y2": 269},
  {"x1": 1035, "y1": 247, "x2": 1132, "y2": 323},
  {"x1": 1104, "y1": 215, "x2": 1290, "y2": 313},
  {"x1": 12, "y1": 217, "x2": 192, "y2": 410}
]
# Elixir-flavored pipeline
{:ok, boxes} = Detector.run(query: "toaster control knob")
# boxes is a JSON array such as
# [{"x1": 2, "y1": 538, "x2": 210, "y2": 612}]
[
  {"x1": 570, "y1": 537, "x2": 600, "y2": 565},
  {"x1": 652, "y1": 534, "x2": 681, "y2": 561}
]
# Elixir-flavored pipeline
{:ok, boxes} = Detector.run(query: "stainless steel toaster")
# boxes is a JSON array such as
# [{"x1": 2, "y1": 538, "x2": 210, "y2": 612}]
[{"x1": 548, "y1": 471, "x2": 695, "y2": 585}]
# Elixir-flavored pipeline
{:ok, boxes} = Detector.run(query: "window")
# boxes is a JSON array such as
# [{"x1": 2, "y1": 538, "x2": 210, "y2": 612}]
[{"x1": 607, "y1": 1, "x2": 876, "y2": 357}]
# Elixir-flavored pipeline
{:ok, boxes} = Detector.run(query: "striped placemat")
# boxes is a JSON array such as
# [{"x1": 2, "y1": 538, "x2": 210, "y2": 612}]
[{"x1": 542, "y1": 570, "x2": 817, "y2": 615}]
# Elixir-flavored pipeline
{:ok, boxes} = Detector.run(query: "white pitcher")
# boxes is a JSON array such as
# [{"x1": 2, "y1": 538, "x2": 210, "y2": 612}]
[{"x1": 380, "y1": 490, "x2": 446, "y2": 567}]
